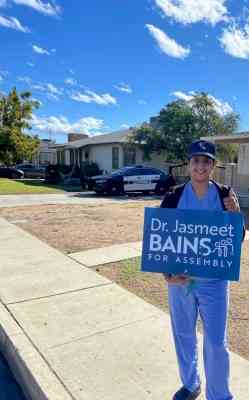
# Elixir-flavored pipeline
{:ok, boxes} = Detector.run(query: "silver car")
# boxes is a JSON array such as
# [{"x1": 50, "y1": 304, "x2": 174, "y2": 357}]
[{"x1": 15, "y1": 164, "x2": 45, "y2": 179}]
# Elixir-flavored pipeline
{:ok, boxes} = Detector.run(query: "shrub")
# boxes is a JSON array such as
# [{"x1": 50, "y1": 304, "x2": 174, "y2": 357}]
[
  {"x1": 80, "y1": 161, "x2": 102, "y2": 178},
  {"x1": 44, "y1": 164, "x2": 62, "y2": 184}
]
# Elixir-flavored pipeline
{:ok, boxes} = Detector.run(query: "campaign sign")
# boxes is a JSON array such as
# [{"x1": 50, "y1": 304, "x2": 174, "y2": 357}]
[{"x1": 141, "y1": 208, "x2": 244, "y2": 281}]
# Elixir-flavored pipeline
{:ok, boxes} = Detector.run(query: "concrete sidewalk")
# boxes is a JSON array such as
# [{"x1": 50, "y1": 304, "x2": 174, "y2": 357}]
[
  {"x1": 69, "y1": 241, "x2": 142, "y2": 266},
  {"x1": 0, "y1": 192, "x2": 157, "y2": 208},
  {"x1": 0, "y1": 192, "x2": 116, "y2": 208},
  {"x1": 0, "y1": 218, "x2": 248, "y2": 400}
]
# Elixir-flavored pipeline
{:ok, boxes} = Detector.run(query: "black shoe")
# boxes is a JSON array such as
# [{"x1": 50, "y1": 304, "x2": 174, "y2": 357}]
[{"x1": 172, "y1": 386, "x2": 201, "y2": 400}]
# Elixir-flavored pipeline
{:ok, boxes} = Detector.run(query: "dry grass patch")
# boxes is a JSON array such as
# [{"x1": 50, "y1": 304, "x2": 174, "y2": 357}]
[
  {"x1": 0, "y1": 201, "x2": 160, "y2": 253},
  {"x1": 94, "y1": 246, "x2": 249, "y2": 361}
]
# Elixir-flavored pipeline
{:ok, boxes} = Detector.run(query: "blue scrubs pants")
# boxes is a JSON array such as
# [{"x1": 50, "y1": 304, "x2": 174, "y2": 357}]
[{"x1": 168, "y1": 280, "x2": 233, "y2": 400}]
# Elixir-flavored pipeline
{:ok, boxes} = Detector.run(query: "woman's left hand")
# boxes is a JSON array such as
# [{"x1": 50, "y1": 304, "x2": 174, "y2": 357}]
[{"x1": 223, "y1": 188, "x2": 240, "y2": 212}]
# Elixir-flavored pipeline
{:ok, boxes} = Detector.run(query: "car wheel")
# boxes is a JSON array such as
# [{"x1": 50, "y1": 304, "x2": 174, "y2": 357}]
[
  {"x1": 108, "y1": 185, "x2": 122, "y2": 196},
  {"x1": 11, "y1": 172, "x2": 19, "y2": 179}
]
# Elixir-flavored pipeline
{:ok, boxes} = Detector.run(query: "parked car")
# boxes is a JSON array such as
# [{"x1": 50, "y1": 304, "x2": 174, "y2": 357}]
[
  {"x1": 0, "y1": 166, "x2": 24, "y2": 179},
  {"x1": 86, "y1": 165, "x2": 176, "y2": 195},
  {"x1": 15, "y1": 163, "x2": 45, "y2": 179}
]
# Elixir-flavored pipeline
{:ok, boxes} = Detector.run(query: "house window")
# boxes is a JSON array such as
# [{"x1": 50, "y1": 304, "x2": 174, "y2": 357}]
[
  {"x1": 112, "y1": 147, "x2": 119, "y2": 169},
  {"x1": 124, "y1": 146, "x2": 136, "y2": 166}
]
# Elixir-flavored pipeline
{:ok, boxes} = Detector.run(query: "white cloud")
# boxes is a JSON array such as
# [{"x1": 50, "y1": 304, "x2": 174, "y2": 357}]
[
  {"x1": 114, "y1": 83, "x2": 133, "y2": 94},
  {"x1": 155, "y1": 0, "x2": 228, "y2": 25},
  {"x1": 138, "y1": 99, "x2": 147, "y2": 105},
  {"x1": 13, "y1": 0, "x2": 61, "y2": 16},
  {"x1": 46, "y1": 83, "x2": 62, "y2": 95},
  {"x1": 46, "y1": 92, "x2": 59, "y2": 101},
  {"x1": 31, "y1": 97, "x2": 42, "y2": 106},
  {"x1": 0, "y1": 15, "x2": 29, "y2": 32},
  {"x1": 32, "y1": 44, "x2": 50, "y2": 55},
  {"x1": 71, "y1": 90, "x2": 117, "y2": 105},
  {"x1": 220, "y1": 23, "x2": 249, "y2": 59},
  {"x1": 64, "y1": 78, "x2": 77, "y2": 86},
  {"x1": 32, "y1": 114, "x2": 105, "y2": 135},
  {"x1": 120, "y1": 124, "x2": 130, "y2": 129},
  {"x1": 172, "y1": 91, "x2": 233, "y2": 116},
  {"x1": 31, "y1": 82, "x2": 63, "y2": 101},
  {"x1": 18, "y1": 76, "x2": 32, "y2": 84},
  {"x1": 0, "y1": 0, "x2": 7, "y2": 6},
  {"x1": 27, "y1": 62, "x2": 34, "y2": 67},
  {"x1": 146, "y1": 24, "x2": 190, "y2": 59},
  {"x1": 0, "y1": 69, "x2": 8, "y2": 76},
  {"x1": 171, "y1": 91, "x2": 193, "y2": 101},
  {"x1": 0, "y1": 70, "x2": 8, "y2": 81},
  {"x1": 31, "y1": 83, "x2": 46, "y2": 91},
  {"x1": 209, "y1": 95, "x2": 233, "y2": 115}
]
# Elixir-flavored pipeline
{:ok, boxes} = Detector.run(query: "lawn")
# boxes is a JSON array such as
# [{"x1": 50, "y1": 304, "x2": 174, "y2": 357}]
[{"x1": 0, "y1": 178, "x2": 82, "y2": 194}]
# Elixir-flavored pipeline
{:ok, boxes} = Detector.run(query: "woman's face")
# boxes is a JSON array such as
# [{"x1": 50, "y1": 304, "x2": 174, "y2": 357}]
[{"x1": 189, "y1": 155, "x2": 215, "y2": 184}]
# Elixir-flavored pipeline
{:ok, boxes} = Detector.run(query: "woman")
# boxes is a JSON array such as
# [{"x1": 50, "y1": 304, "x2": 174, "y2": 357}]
[{"x1": 161, "y1": 140, "x2": 241, "y2": 400}]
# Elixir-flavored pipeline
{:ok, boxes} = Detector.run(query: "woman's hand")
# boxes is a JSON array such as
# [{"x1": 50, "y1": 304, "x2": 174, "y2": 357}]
[
  {"x1": 162, "y1": 273, "x2": 189, "y2": 284},
  {"x1": 223, "y1": 188, "x2": 240, "y2": 212}
]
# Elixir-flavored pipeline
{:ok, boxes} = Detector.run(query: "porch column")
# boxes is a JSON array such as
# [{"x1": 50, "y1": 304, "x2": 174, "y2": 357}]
[{"x1": 65, "y1": 149, "x2": 70, "y2": 166}]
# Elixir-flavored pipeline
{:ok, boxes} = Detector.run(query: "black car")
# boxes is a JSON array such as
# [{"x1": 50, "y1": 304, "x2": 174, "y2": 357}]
[
  {"x1": 0, "y1": 167, "x2": 24, "y2": 179},
  {"x1": 15, "y1": 163, "x2": 45, "y2": 178},
  {"x1": 86, "y1": 165, "x2": 176, "y2": 195}
]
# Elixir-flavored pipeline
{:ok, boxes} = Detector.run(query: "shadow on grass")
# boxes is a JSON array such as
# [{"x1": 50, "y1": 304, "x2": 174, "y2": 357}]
[
  {"x1": 16, "y1": 179, "x2": 83, "y2": 193},
  {"x1": 72, "y1": 191, "x2": 164, "y2": 201}
]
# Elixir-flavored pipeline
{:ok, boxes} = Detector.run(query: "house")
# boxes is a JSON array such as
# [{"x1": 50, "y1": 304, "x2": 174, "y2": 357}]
[
  {"x1": 201, "y1": 132, "x2": 249, "y2": 194},
  {"x1": 32, "y1": 139, "x2": 57, "y2": 166},
  {"x1": 53, "y1": 129, "x2": 169, "y2": 174}
]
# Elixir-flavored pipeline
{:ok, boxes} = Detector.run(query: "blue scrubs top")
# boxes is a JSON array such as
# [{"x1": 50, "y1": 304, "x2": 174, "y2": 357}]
[
  {"x1": 177, "y1": 181, "x2": 223, "y2": 211},
  {"x1": 177, "y1": 181, "x2": 223, "y2": 283}
]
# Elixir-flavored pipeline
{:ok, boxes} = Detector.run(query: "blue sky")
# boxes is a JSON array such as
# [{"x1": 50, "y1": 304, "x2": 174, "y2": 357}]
[{"x1": 1, "y1": 0, "x2": 249, "y2": 143}]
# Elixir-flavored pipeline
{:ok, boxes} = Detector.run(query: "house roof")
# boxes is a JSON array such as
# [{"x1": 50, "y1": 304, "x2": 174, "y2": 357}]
[
  {"x1": 64, "y1": 129, "x2": 133, "y2": 149},
  {"x1": 201, "y1": 132, "x2": 249, "y2": 144}
]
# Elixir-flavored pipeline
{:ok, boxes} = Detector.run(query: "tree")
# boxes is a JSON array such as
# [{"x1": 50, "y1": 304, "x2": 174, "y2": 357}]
[
  {"x1": 130, "y1": 99, "x2": 199, "y2": 162},
  {"x1": 191, "y1": 93, "x2": 239, "y2": 162},
  {"x1": 130, "y1": 92, "x2": 239, "y2": 162},
  {"x1": 0, "y1": 88, "x2": 40, "y2": 165}
]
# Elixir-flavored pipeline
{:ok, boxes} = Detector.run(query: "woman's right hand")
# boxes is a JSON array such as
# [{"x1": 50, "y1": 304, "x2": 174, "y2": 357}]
[{"x1": 162, "y1": 273, "x2": 189, "y2": 284}]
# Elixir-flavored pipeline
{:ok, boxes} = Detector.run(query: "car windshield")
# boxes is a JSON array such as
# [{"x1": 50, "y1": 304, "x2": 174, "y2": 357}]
[{"x1": 111, "y1": 167, "x2": 133, "y2": 176}]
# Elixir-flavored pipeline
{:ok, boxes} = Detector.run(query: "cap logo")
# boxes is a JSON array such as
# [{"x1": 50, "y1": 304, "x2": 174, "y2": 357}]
[{"x1": 199, "y1": 142, "x2": 207, "y2": 150}]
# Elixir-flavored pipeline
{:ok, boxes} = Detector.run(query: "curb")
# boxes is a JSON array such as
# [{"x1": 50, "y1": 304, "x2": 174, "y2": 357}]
[{"x1": 0, "y1": 303, "x2": 73, "y2": 400}]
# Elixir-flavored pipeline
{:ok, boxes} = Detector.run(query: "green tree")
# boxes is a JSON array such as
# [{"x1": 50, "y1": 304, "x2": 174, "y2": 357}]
[
  {"x1": 130, "y1": 92, "x2": 239, "y2": 162},
  {"x1": 130, "y1": 100, "x2": 199, "y2": 162},
  {"x1": 0, "y1": 88, "x2": 40, "y2": 165}
]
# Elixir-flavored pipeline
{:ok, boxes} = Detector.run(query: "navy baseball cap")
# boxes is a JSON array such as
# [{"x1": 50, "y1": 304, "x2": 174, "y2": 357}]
[{"x1": 188, "y1": 140, "x2": 216, "y2": 160}]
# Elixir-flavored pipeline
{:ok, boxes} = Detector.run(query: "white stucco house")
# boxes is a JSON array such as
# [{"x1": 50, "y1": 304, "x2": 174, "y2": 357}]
[
  {"x1": 201, "y1": 132, "x2": 249, "y2": 195},
  {"x1": 53, "y1": 129, "x2": 169, "y2": 174},
  {"x1": 32, "y1": 139, "x2": 57, "y2": 166}
]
